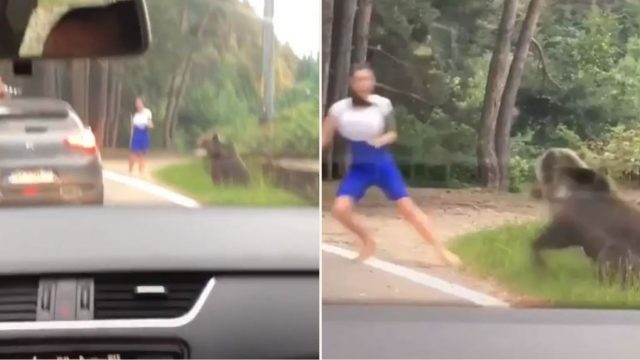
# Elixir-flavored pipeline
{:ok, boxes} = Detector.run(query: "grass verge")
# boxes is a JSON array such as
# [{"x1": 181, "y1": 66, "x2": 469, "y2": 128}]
[
  {"x1": 154, "y1": 159, "x2": 307, "y2": 206},
  {"x1": 450, "y1": 222, "x2": 640, "y2": 308}
]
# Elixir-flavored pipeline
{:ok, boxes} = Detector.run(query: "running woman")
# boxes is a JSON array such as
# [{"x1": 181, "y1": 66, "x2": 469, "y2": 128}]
[
  {"x1": 322, "y1": 63, "x2": 461, "y2": 266},
  {"x1": 129, "y1": 96, "x2": 153, "y2": 175}
]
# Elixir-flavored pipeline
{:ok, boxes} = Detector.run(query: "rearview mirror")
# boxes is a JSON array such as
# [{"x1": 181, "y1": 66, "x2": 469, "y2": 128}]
[{"x1": 0, "y1": 0, "x2": 151, "y2": 59}]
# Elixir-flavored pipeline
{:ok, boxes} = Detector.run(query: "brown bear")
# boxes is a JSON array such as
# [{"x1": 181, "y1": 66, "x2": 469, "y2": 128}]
[{"x1": 199, "y1": 133, "x2": 250, "y2": 186}]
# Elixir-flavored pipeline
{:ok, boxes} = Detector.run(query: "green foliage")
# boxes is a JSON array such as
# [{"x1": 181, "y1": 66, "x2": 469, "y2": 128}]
[
  {"x1": 114, "y1": 0, "x2": 317, "y2": 157},
  {"x1": 508, "y1": 131, "x2": 538, "y2": 193},
  {"x1": 396, "y1": 107, "x2": 476, "y2": 167},
  {"x1": 573, "y1": 8, "x2": 623, "y2": 74},
  {"x1": 266, "y1": 101, "x2": 319, "y2": 158},
  {"x1": 371, "y1": 0, "x2": 640, "y2": 187},
  {"x1": 580, "y1": 125, "x2": 640, "y2": 182},
  {"x1": 508, "y1": 155, "x2": 532, "y2": 193},
  {"x1": 208, "y1": 58, "x2": 320, "y2": 158}
]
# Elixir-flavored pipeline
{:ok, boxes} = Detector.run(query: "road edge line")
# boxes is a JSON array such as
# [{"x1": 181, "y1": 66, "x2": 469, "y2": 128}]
[
  {"x1": 102, "y1": 170, "x2": 201, "y2": 208},
  {"x1": 322, "y1": 243, "x2": 510, "y2": 307}
]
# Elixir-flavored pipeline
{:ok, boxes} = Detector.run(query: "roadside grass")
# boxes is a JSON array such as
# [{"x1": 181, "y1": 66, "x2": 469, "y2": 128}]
[
  {"x1": 450, "y1": 222, "x2": 640, "y2": 308},
  {"x1": 154, "y1": 159, "x2": 307, "y2": 207}
]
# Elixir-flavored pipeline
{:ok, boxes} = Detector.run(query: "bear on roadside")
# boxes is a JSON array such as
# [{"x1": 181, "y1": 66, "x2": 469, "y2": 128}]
[
  {"x1": 199, "y1": 133, "x2": 250, "y2": 186},
  {"x1": 530, "y1": 147, "x2": 590, "y2": 203},
  {"x1": 531, "y1": 165, "x2": 640, "y2": 286}
]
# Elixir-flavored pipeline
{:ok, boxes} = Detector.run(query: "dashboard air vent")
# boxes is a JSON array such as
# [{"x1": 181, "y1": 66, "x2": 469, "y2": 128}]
[
  {"x1": 0, "y1": 277, "x2": 38, "y2": 322},
  {"x1": 93, "y1": 273, "x2": 210, "y2": 320}
]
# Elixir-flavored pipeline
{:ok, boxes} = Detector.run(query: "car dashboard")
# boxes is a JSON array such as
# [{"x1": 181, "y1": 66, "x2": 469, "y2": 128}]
[{"x1": 0, "y1": 207, "x2": 319, "y2": 359}]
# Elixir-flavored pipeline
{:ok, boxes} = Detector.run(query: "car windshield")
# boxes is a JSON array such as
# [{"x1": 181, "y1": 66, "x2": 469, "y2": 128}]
[
  {"x1": 0, "y1": 0, "x2": 320, "y2": 208},
  {"x1": 322, "y1": 0, "x2": 640, "y2": 310}
]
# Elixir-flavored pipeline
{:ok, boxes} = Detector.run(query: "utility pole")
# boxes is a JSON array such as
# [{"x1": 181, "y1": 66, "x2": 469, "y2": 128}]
[{"x1": 260, "y1": 0, "x2": 275, "y2": 125}]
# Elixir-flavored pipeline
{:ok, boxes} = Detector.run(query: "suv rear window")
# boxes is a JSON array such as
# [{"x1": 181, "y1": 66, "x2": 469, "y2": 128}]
[{"x1": 0, "y1": 111, "x2": 79, "y2": 132}]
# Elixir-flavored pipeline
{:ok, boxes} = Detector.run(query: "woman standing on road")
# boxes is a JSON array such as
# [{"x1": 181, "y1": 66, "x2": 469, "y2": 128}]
[
  {"x1": 129, "y1": 96, "x2": 153, "y2": 176},
  {"x1": 322, "y1": 63, "x2": 461, "y2": 266}
]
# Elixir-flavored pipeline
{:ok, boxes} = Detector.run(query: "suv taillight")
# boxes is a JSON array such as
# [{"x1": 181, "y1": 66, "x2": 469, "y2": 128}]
[{"x1": 64, "y1": 129, "x2": 97, "y2": 155}]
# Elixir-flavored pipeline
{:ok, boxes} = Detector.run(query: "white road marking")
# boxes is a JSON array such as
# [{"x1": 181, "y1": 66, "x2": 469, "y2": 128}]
[
  {"x1": 322, "y1": 243, "x2": 509, "y2": 307},
  {"x1": 102, "y1": 170, "x2": 201, "y2": 208}
]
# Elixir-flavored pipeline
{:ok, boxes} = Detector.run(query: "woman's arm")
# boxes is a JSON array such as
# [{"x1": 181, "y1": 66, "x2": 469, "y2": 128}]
[
  {"x1": 129, "y1": 114, "x2": 134, "y2": 146},
  {"x1": 322, "y1": 116, "x2": 337, "y2": 150},
  {"x1": 367, "y1": 109, "x2": 398, "y2": 148},
  {"x1": 147, "y1": 110, "x2": 154, "y2": 129}
]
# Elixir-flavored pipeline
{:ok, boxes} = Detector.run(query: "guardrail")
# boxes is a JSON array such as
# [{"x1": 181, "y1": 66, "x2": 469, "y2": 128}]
[{"x1": 262, "y1": 159, "x2": 319, "y2": 205}]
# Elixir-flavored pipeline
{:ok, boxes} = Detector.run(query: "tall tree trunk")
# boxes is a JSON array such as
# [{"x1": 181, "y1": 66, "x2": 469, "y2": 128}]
[
  {"x1": 322, "y1": 0, "x2": 334, "y2": 115},
  {"x1": 83, "y1": 60, "x2": 90, "y2": 122},
  {"x1": 477, "y1": 0, "x2": 518, "y2": 190},
  {"x1": 164, "y1": 6, "x2": 212, "y2": 149},
  {"x1": 332, "y1": 0, "x2": 357, "y2": 103},
  {"x1": 167, "y1": 55, "x2": 194, "y2": 146},
  {"x1": 105, "y1": 65, "x2": 119, "y2": 148},
  {"x1": 322, "y1": 0, "x2": 334, "y2": 116},
  {"x1": 54, "y1": 63, "x2": 63, "y2": 98},
  {"x1": 70, "y1": 60, "x2": 90, "y2": 123},
  {"x1": 162, "y1": 72, "x2": 180, "y2": 148},
  {"x1": 70, "y1": 62, "x2": 83, "y2": 117},
  {"x1": 322, "y1": 0, "x2": 335, "y2": 181},
  {"x1": 42, "y1": 63, "x2": 57, "y2": 98},
  {"x1": 331, "y1": 0, "x2": 358, "y2": 178},
  {"x1": 110, "y1": 81, "x2": 122, "y2": 148},
  {"x1": 495, "y1": 0, "x2": 545, "y2": 191},
  {"x1": 95, "y1": 60, "x2": 109, "y2": 148},
  {"x1": 352, "y1": 0, "x2": 373, "y2": 64},
  {"x1": 105, "y1": 70, "x2": 113, "y2": 146},
  {"x1": 161, "y1": 3, "x2": 189, "y2": 148}
]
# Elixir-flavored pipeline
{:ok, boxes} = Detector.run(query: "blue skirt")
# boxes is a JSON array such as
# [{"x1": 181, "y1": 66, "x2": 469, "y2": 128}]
[{"x1": 130, "y1": 126, "x2": 150, "y2": 153}]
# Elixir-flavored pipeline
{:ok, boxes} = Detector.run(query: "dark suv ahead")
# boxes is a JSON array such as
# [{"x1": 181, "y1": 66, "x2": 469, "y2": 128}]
[{"x1": 0, "y1": 98, "x2": 103, "y2": 206}]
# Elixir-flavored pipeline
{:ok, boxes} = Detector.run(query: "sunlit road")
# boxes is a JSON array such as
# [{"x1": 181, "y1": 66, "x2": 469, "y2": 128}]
[
  {"x1": 103, "y1": 173, "x2": 175, "y2": 206},
  {"x1": 322, "y1": 251, "x2": 471, "y2": 305},
  {"x1": 100, "y1": 157, "x2": 197, "y2": 207},
  {"x1": 322, "y1": 242, "x2": 509, "y2": 307}
]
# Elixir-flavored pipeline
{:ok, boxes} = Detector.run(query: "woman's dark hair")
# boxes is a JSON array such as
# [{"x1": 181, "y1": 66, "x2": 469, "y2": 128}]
[
  {"x1": 350, "y1": 63, "x2": 373, "y2": 76},
  {"x1": 349, "y1": 63, "x2": 374, "y2": 107},
  {"x1": 136, "y1": 96, "x2": 146, "y2": 104}
]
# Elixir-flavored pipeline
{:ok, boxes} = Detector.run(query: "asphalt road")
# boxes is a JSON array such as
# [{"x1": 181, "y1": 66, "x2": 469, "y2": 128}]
[
  {"x1": 103, "y1": 174, "x2": 175, "y2": 206},
  {"x1": 99, "y1": 158, "x2": 197, "y2": 207},
  {"x1": 322, "y1": 241, "x2": 510, "y2": 309},
  {"x1": 322, "y1": 252, "x2": 470, "y2": 305}
]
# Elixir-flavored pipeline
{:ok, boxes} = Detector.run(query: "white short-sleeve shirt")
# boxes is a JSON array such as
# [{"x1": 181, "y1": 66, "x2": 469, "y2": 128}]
[
  {"x1": 328, "y1": 95, "x2": 394, "y2": 142},
  {"x1": 132, "y1": 108, "x2": 152, "y2": 129}
]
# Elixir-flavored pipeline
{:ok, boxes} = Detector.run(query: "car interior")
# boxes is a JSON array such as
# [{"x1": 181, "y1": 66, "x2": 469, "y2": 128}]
[{"x1": 0, "y1": 0, "x2": 320, "y2": 359}]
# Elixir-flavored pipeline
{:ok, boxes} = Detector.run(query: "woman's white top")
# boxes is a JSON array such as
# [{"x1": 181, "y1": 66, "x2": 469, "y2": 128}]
[
  {"x1": 132, "y1": 108, "x2": 152, "y2": 129},
  {"x1": 328, "y1": 94, "x2": 394, "y2": 142}
]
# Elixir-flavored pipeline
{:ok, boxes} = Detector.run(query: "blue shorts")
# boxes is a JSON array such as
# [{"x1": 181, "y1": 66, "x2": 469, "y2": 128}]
[{"x1": 336, "y1": 160, "x2": 409, "y2": 202}]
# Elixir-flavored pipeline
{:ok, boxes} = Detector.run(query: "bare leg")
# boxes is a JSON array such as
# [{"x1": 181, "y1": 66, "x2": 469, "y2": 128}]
[
  {"x1": 332, "y1": 196, "x2": 376, "y2": 261},
  {"x1": 396, "y1": 197, "x2": 462, "y2": 267},
  {"x1": 128, "y1": 154, "x2": 135, "y2": 174},
  {"x1": 138, "y1": 154, "x2": 146, "y2": 175}
]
